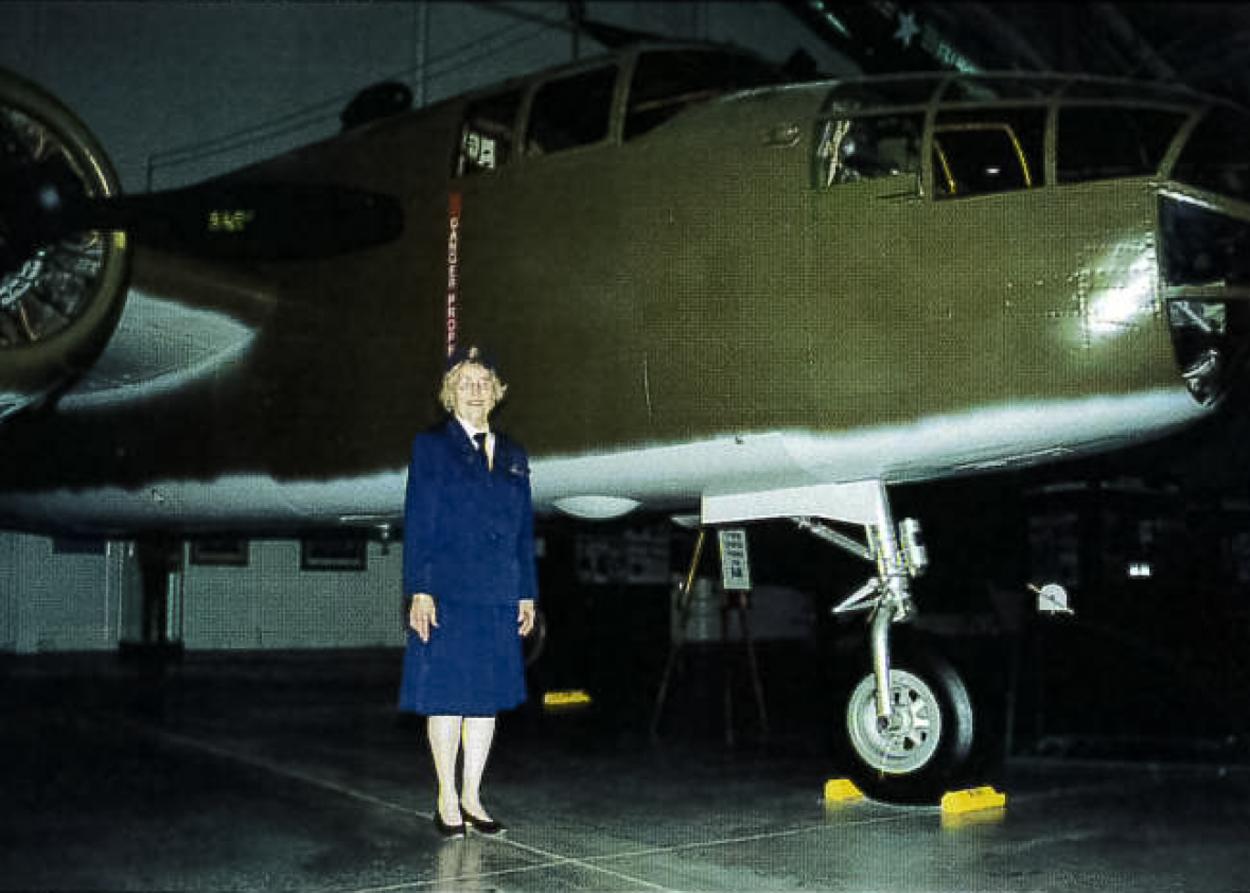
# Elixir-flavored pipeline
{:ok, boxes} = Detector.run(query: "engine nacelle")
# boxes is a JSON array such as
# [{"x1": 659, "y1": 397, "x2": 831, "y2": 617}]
[{"x1": 0, "y1": 67, "x2": 130, "y2": 420}]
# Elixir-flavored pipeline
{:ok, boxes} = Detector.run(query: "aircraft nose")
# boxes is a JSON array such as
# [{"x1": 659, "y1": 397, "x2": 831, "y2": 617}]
[
  {"x1": 1158, "y1": 103, "x2": 1250, "y2": 404},
  {"x1": 1159, "y1": 196, "x2": 1250, "y2": 405}
]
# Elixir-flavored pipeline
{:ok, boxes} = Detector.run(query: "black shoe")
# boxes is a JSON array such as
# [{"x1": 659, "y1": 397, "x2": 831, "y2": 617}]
[
  {"x1": 433, "y1": 811, "x2": 466, "y2": 839},
  {"x1": 462, "y1": 809, "x2": 506, "y2": 836}
]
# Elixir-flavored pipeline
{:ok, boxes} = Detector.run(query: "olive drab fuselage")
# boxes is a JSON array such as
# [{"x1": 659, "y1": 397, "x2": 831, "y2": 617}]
[{"x1": 2, "y1": 45, "x2": 1249, "y2": 534}]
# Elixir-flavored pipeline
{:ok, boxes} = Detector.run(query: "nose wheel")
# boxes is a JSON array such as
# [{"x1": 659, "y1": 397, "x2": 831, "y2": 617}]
[{"x1": 842, "y1": 648, "x2": 977, "y2": 803}]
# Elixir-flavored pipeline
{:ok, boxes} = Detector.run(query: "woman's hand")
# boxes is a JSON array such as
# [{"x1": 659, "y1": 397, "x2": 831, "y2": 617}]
[
  {"x1": 409, "y1": 593, "x2": 438, "y2": 643},
  {"x1": 518, "y1": 599, "x2": 536, "y2": 637}
]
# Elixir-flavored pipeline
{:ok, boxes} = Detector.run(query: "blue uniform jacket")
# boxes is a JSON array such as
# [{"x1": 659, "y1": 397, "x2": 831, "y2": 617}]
[{"x1": 402, "y1": 419, "x2": 539, "y2": 607}]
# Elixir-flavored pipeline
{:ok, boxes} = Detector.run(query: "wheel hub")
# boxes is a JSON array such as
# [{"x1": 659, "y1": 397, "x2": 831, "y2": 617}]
[{"x1": 848, "y1": 668, "x2": 943, "y2": 774}]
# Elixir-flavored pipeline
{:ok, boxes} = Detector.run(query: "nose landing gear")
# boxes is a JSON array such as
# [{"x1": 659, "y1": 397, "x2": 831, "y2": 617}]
[{"x1": 703, "y1": 479, "x2": 983, "y2": 803}]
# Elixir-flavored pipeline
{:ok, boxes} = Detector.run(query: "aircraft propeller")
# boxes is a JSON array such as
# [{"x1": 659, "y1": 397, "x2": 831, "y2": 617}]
[
  {"x1": 1, "y1": 70, "x2": 404, "y2": 354},
  {"x1": 0, "y1": 64, "x2": 402, "y2": 417},
  {"x1": 2, "y1": 136, "x2": 405, "y2": 278}
]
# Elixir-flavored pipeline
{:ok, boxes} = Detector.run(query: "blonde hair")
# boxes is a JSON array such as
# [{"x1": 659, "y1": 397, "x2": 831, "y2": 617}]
[{"x1": 438, "y1": 347, "x2": 508, "y2": 412}]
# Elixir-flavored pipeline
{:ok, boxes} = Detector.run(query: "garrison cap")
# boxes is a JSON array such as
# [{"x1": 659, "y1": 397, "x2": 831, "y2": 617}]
[{"x1": 446, "y1": 345, "x2": 499, "y2": 374}]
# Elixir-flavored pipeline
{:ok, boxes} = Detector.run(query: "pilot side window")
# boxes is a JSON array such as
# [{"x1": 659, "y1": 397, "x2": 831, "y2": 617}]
[
  {"x1": 1057, "y1": 106, "x2": 1185, "y2": 183},
  {"x1": 1172, "y1": 106, "x2": 1250, "y2": 203},
  {"x1": 454, "y1": 90, "x2": 522, "y2": 177},
  {"x1": 625, "y1": 50, "x2": 784, "y2": 140},
  {"x1": 814, "y1": 114, "x2": 923, "y2": 188},
  {"x1": 932, "y1": 107, "x2": 1044, "y2": 198},
  {"x1": 525, "y1": 66, "x2": 616, "y2": 155}
]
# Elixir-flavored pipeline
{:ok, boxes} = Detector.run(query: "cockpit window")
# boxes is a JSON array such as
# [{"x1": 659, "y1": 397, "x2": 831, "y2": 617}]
[
  {"x1": 454, "y1": 90, "x2": 522, "y2": 178},
  {"x1": 525, "y1": 66, "x2": 616, "y2": 155},
  {"x1": 932, "y1": 107, "x2": 1044, "y2": 198},
  {"x1": 1057, "y1": 106, "x2": 1185, "y2": 183},
  {"x1": 626, "y1": 50, "x2": 784, "y2": 140},
  {"x1": 814, "y1": 114, "x2": 923, "y2": 188},
  {"x1": 1172, "y1": 106, "x2": 1250, "y2": 203}
]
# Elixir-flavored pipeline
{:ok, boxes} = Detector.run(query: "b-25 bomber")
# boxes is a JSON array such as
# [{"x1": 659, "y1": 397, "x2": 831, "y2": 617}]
[{"x1": 3, "y1": 42, "x2": 1250, "y2": 799}]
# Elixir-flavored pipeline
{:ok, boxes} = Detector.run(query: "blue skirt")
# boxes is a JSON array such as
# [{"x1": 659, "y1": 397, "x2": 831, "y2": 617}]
[{"x1": 397, "y1": 600, "x2": 528, "y2": 716}]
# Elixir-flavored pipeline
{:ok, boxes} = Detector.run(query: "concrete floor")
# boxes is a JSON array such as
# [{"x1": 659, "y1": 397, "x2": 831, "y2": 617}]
[{"x1": 2, "y1": 651, "x2": 1248, "y2": 892}]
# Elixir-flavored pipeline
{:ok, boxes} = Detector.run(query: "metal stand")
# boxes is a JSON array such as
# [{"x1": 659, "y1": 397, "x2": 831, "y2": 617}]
[
  {"x1": 650, "y1": 528, "x2": 769, "y2": 745},
  {"x1": 719, "y1": 587, "x2": 769, "y2": 747}
]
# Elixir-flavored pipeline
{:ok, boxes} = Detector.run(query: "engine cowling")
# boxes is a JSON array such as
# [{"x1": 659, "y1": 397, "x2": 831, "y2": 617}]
[{"x1": 0, "y1": 67, "x2": 130, "y2": 420}]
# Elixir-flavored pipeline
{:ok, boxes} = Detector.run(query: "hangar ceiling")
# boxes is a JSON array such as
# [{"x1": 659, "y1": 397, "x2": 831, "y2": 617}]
[{"x1": 780, "y1": 2, "x2": 1250, "y2": 107}]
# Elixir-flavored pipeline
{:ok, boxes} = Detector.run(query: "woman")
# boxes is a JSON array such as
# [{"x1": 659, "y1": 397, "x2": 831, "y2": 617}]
[{"x1": 398, "y1": 346, "x2": 538, "y2": 839}]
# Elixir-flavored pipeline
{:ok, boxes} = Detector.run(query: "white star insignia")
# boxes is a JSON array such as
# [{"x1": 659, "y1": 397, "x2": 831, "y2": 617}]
[{"x1": 894, "y1": 11, "x2": 921, "y2": 49}]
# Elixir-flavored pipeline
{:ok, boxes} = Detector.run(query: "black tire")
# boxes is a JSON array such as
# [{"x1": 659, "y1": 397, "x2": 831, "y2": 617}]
[{"x1": 837, "y1": 645, "x2": 981, "y2": 804}]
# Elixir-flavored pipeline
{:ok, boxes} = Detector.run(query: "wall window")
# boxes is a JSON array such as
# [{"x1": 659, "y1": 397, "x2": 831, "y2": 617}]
[
  {"x1": 190, "y1": 539, "x2": 249, "y2": 567},
  {"x1": 525, "y1": 66, "x2": 616, "y2": 155},
  {"x1": 454, "y1": 90, "x2": 522, "y2": 177},
  {"x1": 815, "y1": 113, "x2": 923, "y2": 188},
  {"x1": 52, "y1": 537, "x2": 106, "y2": 555},
  {"x1": 301, "y1": 537, "x2": 367, "y2": 572}
]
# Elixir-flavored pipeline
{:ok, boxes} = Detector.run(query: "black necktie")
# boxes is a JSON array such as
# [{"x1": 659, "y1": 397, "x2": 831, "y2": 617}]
[{"x1": 472, "y1": 432, "x2": 490, "y2": 470}]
